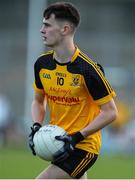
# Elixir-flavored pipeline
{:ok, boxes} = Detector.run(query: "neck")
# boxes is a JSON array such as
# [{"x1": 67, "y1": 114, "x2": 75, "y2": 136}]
[{"x1": 53, "y1": 38, "x2": 76, "y2": 64}]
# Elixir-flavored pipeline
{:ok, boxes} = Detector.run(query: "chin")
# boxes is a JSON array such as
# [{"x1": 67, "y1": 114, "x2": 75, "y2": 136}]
[
  {"x1": 43, "y1": 40, "x2": 56, "y2": 48},
  {"x1": 45, "y1": 43, "x2": 55, "y2": 48}
]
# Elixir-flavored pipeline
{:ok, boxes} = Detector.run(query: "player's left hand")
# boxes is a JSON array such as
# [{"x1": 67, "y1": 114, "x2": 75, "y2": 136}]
[
  {"x1": 53, "y1": 132, "x2": 84, "y2": 163},
  {"x1": 29, "y1": 122, "x2": 41, "y2": 155}
]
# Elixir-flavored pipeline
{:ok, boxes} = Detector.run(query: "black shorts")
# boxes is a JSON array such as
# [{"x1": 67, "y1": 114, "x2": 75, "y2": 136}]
[{"x1": 52, "y1": 148, "x2": 98, "y2": 179}]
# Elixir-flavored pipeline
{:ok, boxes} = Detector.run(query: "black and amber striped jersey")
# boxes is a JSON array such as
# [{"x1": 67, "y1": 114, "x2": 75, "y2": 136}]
[{"x1": 33, "y1": 47, "x2": 116, "y2": 154}]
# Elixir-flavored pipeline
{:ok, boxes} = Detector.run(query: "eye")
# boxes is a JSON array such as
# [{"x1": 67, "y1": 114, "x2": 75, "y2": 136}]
[{"x1": 44, "y1": 23, "x2": 51, "y2": 28}]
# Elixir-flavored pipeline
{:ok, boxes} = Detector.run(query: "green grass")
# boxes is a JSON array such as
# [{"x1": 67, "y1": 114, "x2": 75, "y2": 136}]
[
  {"x1": 0, "y1": 146, "x2": 135, "y2": 179},
  {"x1": 89, "y1": 154, "x2": 135, "y2": 179}
]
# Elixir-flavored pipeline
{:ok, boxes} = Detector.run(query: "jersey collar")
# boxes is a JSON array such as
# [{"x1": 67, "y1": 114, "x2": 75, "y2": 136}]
[
  {"x1": 53, "y1": 46, "x2": 80, "y2": 65},
  {"x1": 71, "y1": 46, "x2": 80, "y2": 63}
]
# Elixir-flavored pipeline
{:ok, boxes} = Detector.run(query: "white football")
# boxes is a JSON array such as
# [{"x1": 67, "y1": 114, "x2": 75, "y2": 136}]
[{"x1": 33, "y1": 124, "x2": 66, "y2": 161}]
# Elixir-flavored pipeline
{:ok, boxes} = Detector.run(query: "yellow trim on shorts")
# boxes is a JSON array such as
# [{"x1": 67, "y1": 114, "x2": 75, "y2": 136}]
[{"x1": 71, "y1": 153, "x2": 94, "y2": 178}]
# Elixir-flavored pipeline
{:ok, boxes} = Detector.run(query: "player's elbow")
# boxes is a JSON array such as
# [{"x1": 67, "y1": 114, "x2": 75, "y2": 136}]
[
  {"x1": 101, "y1": 100, "x2": 118, "y2": 123},
  {"x1": 110, "y1": 108, "x2": 118, "y2": 123}
]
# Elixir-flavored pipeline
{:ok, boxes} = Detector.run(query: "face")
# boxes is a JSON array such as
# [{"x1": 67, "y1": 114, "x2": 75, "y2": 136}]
[{"x1": 40, "y1": 14, "x2": 64, "y2": 48}]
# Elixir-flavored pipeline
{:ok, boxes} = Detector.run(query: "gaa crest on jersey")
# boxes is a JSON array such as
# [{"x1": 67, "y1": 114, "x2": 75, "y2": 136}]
[
  {"x1": 71, "y1": 74, "x2": 81, "y2": 86},
  {"x1": 42, "y1": 73, "x2": 51, "y2": 79}
]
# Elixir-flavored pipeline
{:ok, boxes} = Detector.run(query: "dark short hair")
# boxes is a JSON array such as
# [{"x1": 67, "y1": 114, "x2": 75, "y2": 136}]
[{"x1": 43, "y1": 2, "x2": 80, "y2": 27}]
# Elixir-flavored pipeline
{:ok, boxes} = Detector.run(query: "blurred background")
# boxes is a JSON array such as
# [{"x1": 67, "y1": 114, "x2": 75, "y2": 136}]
[{"x1": 0, "y1": 0, "x2": 135, "y2": 178}]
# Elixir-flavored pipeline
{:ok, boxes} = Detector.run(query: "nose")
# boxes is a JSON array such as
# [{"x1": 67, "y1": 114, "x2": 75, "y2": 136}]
[{"x1": 40, "y1": 25, "x2": 45, "y2": 34}]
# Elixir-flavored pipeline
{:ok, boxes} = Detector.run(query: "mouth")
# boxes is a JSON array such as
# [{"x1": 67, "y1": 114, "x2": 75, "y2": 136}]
[{"x1": 42, "y1": 36, "x2": 47, "y2": 41}]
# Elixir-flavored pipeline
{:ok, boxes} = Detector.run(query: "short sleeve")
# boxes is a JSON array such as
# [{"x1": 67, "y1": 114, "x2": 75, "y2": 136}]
[
  {"x1": 84, "y1": 63, "x2": 116, "y2": 105},
  {"x1": 33, "y1": 60, "x2": 44, "y2": 94}
]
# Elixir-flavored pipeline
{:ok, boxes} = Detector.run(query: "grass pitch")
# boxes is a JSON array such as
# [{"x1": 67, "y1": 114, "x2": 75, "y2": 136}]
[{"x1": 0, "y1": 146, "x2": 134, "y2": 179}]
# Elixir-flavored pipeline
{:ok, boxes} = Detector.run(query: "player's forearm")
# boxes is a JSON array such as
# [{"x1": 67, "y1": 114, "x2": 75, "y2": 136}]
[
  {"x1": 80, "y1": 110, "x2": 116, "y2": 137},
  {"x1": 31, "y1": 100, "x2": 45, "y2": 125},
  {"x1": 80, "y1": 100, "x2": 118, "y2": 138}
]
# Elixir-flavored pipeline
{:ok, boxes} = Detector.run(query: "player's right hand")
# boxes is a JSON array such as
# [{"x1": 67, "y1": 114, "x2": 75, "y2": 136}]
[
  {"x1": 29, "y1": 122, "x2": 41, "y2": 155},
  {"x1": 53, "y1": 132, "x2": 84, "y2": 163}
]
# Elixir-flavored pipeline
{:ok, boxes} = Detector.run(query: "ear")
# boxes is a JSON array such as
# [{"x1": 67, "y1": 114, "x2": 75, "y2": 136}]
[{"x1": 61, "y1": 24, "x2": 71, "y2": 35}]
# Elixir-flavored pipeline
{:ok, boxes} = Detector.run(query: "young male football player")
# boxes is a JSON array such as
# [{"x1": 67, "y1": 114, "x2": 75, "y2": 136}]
[{"x1": 29, "y1": 2, "x2": 118, "y2": 179}]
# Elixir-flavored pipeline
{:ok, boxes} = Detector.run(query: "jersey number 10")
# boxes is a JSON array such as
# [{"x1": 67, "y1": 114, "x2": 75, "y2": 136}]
[{"x1": 57, "y1": 77, "x2": 64, "y2": 86}]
